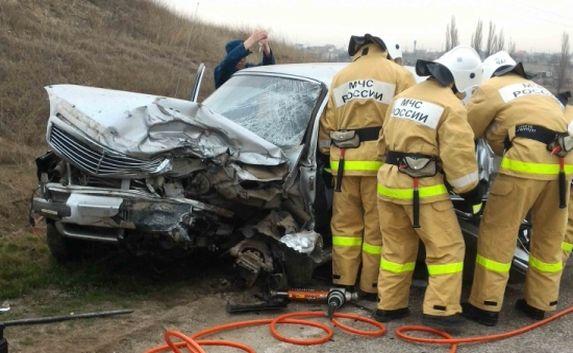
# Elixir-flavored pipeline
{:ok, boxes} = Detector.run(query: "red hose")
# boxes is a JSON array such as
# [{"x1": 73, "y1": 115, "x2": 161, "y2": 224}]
[
  {"x1": 269, "y1": 312, "x2": 334, "y2": 345},
  {"x1": 146, "y1": 306, "x2": 573, "y2": 353},
  {"x1": 395, "y1": 305, "x2": 573, "y2": 353},
  {"x1": 145, "y1": 311, "x2": 384, "y2": 353}
]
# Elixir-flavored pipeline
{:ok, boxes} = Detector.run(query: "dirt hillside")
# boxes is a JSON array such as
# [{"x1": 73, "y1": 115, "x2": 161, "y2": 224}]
[{"x1": 0, "y1": 0, "x2": 315, "y2": 235}]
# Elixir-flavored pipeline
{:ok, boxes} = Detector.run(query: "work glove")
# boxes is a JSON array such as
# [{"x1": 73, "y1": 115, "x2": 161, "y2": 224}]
[{"x1": 459, "y1": 181, "x2": 486, "y2": 216}]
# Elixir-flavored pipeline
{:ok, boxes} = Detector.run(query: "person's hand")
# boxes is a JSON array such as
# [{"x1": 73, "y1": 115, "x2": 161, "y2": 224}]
[
  {"x1": 259, "y1": 38, "x2": 271, "y2": 55},
  {"x1": 244, "y1": 30, "x2": 268, "y2": 51},
  {"x1": 459, "y1": 181, "x2": 486, "y2": 217}
]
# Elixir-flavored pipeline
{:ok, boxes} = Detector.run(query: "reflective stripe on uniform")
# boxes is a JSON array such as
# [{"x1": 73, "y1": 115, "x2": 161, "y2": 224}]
[
  {"x1": 332, "y1": 235, "x2": 362, "y2": 247},
  {"x1": 449, "y1": 171, "x2": 479, "y2": 190},
  {"x1": 427, "y1": 262, "x2": 464, "y2": 276},
  {"x1": 377, "y1": 183, "x2": 448, "y2": 200},
  {"x1": 563, "y1": 242, "x2": 573, "y2": 253},
  {"x1": 330, "y1": 160, "x2": 383, "y2": 172},
  {"x1": 529, "y1": 255, "x2": 563, "y2": 273},
  {"x1": 476, "y1": 254, "x2": 511, "y2": 273},
  {"x1": 500, "y1": 157, "x2": 573, "y2": 175},
  {"x1": 362, "y1": 242, "x2": 382, "y2": 255},
  {"x1": 380, "y1": 258, "x2": 416, "y2": 273}
]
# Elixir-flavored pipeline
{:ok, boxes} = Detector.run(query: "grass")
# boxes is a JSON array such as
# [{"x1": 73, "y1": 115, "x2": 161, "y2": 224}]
[
  {"x1": 0, "y1": 230, "x2": 234, "y2": 320},
  {"x1": 0, "y1": 232, "x2": 51, "y2": 299},
  {"x1": 0, "y1": 231, "x2": 157, "y2": 301}
]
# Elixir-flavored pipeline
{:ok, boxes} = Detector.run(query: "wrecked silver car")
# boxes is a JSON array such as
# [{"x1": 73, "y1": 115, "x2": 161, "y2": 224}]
[{"x1": 32, "y1": 63, "x2": 530, "y2": 286}]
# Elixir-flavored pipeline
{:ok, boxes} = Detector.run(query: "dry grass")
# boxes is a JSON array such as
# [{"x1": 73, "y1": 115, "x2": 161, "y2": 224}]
[{"x1": 0, "y1": 0, "x2": 315, "y2": 235}]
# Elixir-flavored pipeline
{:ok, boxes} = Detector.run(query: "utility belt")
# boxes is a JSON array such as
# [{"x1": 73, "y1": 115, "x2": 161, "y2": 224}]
[
  {"x1": 386, "y1": 151, "x2": 439, "y2": 228},
  {"x1": 506, "y1": 124, "x2": 573, "y2": 208},
  {"x1": 330, "y1": 126, "x2": 381, "y2": 192}
]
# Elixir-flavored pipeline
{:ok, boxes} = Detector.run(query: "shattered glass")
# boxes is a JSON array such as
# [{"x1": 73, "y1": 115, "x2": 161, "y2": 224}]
[{"x1": 204, "y1": 75, "x2": 322, "y2": 148}]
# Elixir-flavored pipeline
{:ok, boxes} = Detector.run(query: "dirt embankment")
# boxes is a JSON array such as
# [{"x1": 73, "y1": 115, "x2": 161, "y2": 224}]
[{"x1": 0, "y1": 0, "x2": 315, "y2": 236}]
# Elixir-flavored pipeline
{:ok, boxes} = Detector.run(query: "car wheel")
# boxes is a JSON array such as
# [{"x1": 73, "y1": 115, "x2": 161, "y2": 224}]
[
  {"x1": 46, "y1": 222, "x2": 81, "y2": 263},
  {"x1": 284, "y1": 252, "x2": 315, "y2": 287}
]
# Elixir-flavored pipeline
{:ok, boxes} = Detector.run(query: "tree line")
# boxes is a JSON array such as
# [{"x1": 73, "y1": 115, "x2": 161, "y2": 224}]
[
  {"x1": 444, "y1": 16, "x2": 570, "y2": 93},
  {"x1": 445, "y1": 17, "x2": 516, "y2": 56}
]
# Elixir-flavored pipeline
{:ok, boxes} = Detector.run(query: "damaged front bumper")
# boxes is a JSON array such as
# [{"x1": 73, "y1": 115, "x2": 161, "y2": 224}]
[{"x1": 33, "y1": 183, "x2": 233, "y2": 245}]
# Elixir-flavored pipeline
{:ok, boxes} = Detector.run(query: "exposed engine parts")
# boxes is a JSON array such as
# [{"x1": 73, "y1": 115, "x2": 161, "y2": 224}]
[{"x1": 230, "y1": 240, "x2": 274, "y2": 287}]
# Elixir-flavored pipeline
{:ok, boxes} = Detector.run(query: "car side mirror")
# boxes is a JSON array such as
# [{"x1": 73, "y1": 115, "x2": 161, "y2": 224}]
[{"x1": 189, "y1": 63, "x2": 206, "y2": 103}]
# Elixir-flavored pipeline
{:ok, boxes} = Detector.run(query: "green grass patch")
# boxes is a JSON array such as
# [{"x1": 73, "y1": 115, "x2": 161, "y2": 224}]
[
  {"x1": 0, "y1": 229, "x2": 234, "y2": 322},
  {"x1": 0, "y1": 232, "x2": 52, "y2": 299},
  {"x1": 0, "y1": 231, "x2": 216, "y2": 305}
]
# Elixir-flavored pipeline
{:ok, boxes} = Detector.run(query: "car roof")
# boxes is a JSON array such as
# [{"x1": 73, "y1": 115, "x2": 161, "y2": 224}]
[
  {"x1": 240, "y1": 63, "x2": 349, "y2": 87},
  {"x1": 240, "y1": 62, "x2": 423, "y2": 87}
]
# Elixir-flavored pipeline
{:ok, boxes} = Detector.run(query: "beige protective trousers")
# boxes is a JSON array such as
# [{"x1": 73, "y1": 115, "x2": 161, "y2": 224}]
[
  {"x1": 564, "y1": 191, "x2": 573, "y2": 263},
  {"x1": 469, "y1": 174, "x2": 569, "y2": 312},
  {"x1": 376, "y1": 199, "x2": 466, "y2": 316},
  {"x1": 332, "y1": 176, "x2": 381, "y2": 294}
]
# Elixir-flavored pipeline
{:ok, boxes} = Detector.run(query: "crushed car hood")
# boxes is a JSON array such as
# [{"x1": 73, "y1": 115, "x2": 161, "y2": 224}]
[{"x1": 46, "y1": 84, "x2": 287, "y2": 166}]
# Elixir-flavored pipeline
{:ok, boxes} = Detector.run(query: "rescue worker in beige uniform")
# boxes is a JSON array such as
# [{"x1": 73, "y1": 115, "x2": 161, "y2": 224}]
[
  {"x1": 563, "y1": 100, "x2": 573, "y2": 263},
  {"x1": 463, "y1": 51, "x2": 573, "y2": 326},
  {"x1": 319, "y1": 34, "x2": 415, "y2": 298},
  {"x1": 374, "y1": 46, "x2": 483, "y2": 328}
]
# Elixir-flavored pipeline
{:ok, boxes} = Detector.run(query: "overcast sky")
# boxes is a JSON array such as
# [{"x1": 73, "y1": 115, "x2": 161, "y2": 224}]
[{"x1": 160, "y1": 0, "x2": 573, "y2": 53}]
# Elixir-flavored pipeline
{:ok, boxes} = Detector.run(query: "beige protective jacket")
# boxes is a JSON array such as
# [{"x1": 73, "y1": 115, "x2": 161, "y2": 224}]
[
  {"x1": 467, "y1": 73, "x2": 573, "y2": 180},
  {"x1": 397, "y1": 65, "x2": 417, "y2": 91},
  {"x1": 319, "y1": 44, "x2": 415, "y2": 176},
  {"x1": 377, "y1": 79, "x2": 479, "y2": 204}
]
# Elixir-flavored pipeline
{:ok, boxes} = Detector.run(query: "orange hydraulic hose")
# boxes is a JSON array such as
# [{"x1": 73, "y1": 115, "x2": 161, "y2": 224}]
[
  {"x1": 395, "y1": 305, "x2": 573, "y2": 353},
  {"x1": 145, "y1": 311, "x2": 385, "y2": 353},
  {"x1": 269, "y1": 313, "x2": 334, "y2": 345},
  {"x1": 146, "y1": 305, "x2": 572, "y2": 353},
  {"x1": 269, "y1": 311, "x2": 385, "y2": 343},
  {"x1": 331, "y1": 312, "x2": 387, "y2": 337}
]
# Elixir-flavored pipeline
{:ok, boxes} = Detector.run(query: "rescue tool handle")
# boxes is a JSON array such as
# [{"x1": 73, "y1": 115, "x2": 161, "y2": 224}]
[
  {"x1": 287, "y1": 290, "x2": 329, "y2": 302},
  {"x1": 412, "y1": 178, "x2": 420, "y2": 229}
]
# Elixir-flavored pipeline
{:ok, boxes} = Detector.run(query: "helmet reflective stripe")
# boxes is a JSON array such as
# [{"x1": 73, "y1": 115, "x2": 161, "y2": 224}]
[
  {"x1": 434, "y1": 45, "x2": 483, "y2": 93},
  {"x1": 384, "y1": 38, "x2": 402, "y2": 60},
  {"x1": 482, "y1": 51, "x2": 518, "y2": 80}
]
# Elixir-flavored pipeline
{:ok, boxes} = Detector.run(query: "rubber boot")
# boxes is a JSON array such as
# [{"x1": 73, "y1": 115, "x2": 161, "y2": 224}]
[
  {"x1": 515, "y1": 299, "x2": 546, "y2": 320},
  {"x1": 373, "y1": 308, "x2": 410, "y2": 322},
  {"x1": 421, "y1": 314, "x2": 465, "y2": 333},
  {"x1": 461, "y1": 302, "x2": 499, "y2": 326},
  {"x1": 358, "y1": 289, "x2": 378, "y2": 302}
]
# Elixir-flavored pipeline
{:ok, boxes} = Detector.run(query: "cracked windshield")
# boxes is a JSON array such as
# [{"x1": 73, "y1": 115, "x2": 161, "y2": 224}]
[{"x1": 204, "y1": 75, "x2": 322, "y2": 147}]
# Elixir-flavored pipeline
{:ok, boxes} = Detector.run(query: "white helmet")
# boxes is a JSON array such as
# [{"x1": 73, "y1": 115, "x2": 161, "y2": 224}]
[
  {"x1": 416, "y1": 45, "x2": 482, "y2": 92},
  {"x1": 482, "y1": 51, "x2": 527, "y2": 80},
  {"x1": 384, "y1": 38, "x2": 403, "y2": 60}
]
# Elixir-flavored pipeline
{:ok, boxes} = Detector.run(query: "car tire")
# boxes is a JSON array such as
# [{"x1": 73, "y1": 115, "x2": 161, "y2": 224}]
[
  {"x1": 284, "y1": 252, "x2": 315, "y2": 287},
  {"x1": 46, "y1": 222, "x2": 81, "y2": 263}
]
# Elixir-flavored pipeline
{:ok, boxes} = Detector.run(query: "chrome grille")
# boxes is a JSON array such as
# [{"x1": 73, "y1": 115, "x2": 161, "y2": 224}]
[{"x1": 49, "y1": 124, "x2": 165, "y2": 177}]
